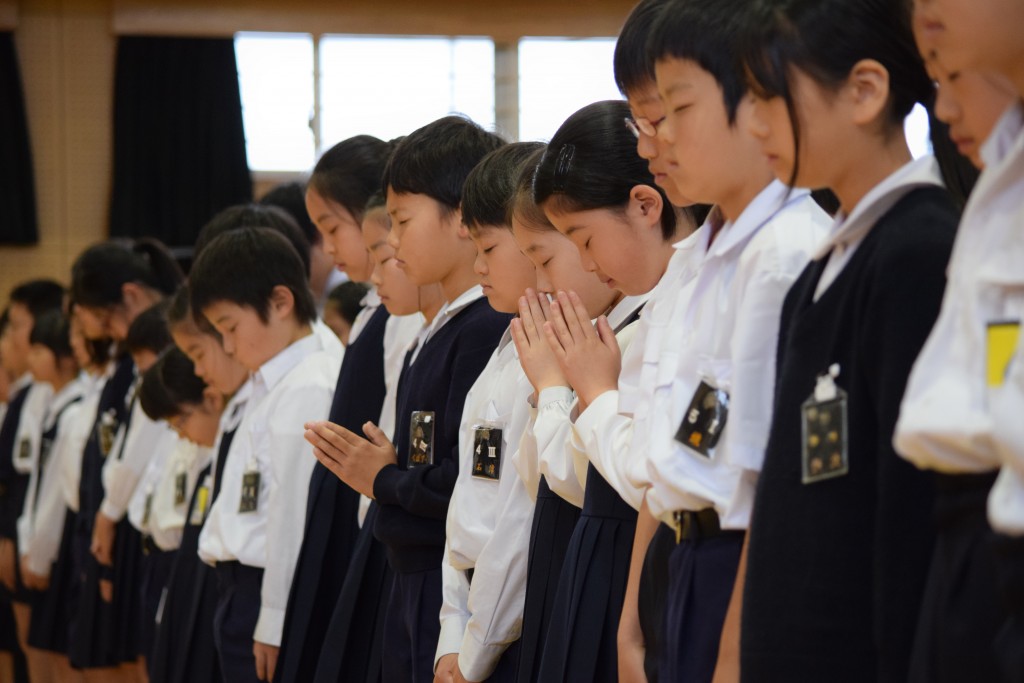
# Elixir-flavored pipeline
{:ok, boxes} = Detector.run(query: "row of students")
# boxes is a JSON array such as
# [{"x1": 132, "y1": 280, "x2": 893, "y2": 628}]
[{"x1": 3, "y1": 0, "x2": 1024, "y2": 681}]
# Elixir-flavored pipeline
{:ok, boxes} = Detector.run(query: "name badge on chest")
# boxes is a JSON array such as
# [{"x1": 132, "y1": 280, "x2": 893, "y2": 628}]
[
  {"x1": 675, "y1": 380, "x2": 729, "y2": 458},
  {"x1": 99, "y1": 409, "x2": 118, "y2": 457},
  {"x1": 238, "y1": 464, "x2": 261, "y2": 514},
  {"x1": 189, "y1": 476, "x2": 211, "y2": 526},
  {"x1": 987, "y1": 320, "x2": 1020, "y2": 388},
  {"x1": 408, "y1": 411, "x2": 435, "y2": 468},
  {"x1": 16, "y1": 438, "x2": 31, "y2": 465},
  {"x1": 174, "y1": 471, "x2": 188, "y2": 507},
  {"x1": 471, "y1": 423, "x2": 504, "y2": 481},
  {"x1": 801, "y1": 364, "x2": 848, "y2": 484}
]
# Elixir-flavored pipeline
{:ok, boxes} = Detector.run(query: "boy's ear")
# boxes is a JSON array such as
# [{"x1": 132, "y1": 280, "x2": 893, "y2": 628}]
[
  {"x1": 449, "y1": 205, "x2": 472, "y2": 239},
  {"x1": 268, "y1": 285, "x2": 296, "y2": 320},
  {"x1": 846, "y1": 58, "x2": 890, "y2": 128},
  {"x1": 629, "y1": 184, "x2": 665, "y2": 229}
]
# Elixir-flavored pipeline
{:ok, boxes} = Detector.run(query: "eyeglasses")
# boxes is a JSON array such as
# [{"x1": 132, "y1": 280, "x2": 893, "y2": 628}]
[{"x1": 624, "y1": 115, "x2": 666, "y2": 139}]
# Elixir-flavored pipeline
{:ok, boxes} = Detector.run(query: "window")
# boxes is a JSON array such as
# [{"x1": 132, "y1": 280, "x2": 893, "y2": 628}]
[
  {"x1": 517, "y1": 37, "x2": 622, "y2": 142},
  {"x1": 319, "y1": 36, "x2": 495, "y2": 148},
  {"x1": 235, "y1": 32, "x2": 315, "y2": 173}
]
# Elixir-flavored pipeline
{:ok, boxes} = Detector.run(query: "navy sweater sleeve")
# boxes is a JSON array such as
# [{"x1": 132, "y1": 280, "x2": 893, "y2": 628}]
[{"x1": 859, "y1": 189, "x2": 957, "y2": 682}]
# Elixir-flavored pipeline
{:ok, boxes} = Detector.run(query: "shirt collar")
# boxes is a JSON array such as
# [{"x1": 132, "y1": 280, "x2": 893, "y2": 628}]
[
  {"x1": 360, "y1": 286, "x2": 381, "y2": 309},
  {"x1": 812, "y1": 155, "x2": 943, "y2": 260},
  {"x1": 441, "y1": 284, "x2": 485, "y2": 320},
  {"x1": 11, "y1": 373, "x2": 32, "y2": 393},
  {"x1": 709, "y1": 181, "x2": 810, "y2": 260},
  {"x1": 980, "y1": 101, "x2": 1024, "y2": 169},
  {"x1": 607, "y1": 293, "x2": 651, "y2": 330},
  {"x1": 253, "y1": 332, "x2": 322, "y2": 395}
]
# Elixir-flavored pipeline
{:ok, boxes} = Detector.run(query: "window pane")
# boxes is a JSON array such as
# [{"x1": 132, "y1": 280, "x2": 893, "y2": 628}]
[
  {"x1": 320, "y1": 36, "x2": 495, "y2": 147},
  {"x1": 235, "y1": 32, "x2": 316, "y2": 172},
  {"x1": 518, "y1": 37, "x2": 622, "y2": 143}
]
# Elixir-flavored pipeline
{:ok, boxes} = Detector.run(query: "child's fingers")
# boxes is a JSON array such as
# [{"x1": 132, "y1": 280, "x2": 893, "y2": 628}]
[
  {"x1": 362, "y1": 421, "x2": 391, "y2": 448},
  {"x1": 567, "y1": 291, "x2": 598, "y2": 339},
  {"x1": 542, "y1": 320, "x2": 568, "y2": 359},
  {"x1": 554, "y1": 291, "x2": 586, "y2": 343},
  {"x1": 525, "y1": 293, "x2": 550, "y2": 339},
  {"x1": 595, "y1": 315, "x2": 621, "y2": 352},
  {"x1": 518, "y1": 297, "x2": 540, "y2": 343}
]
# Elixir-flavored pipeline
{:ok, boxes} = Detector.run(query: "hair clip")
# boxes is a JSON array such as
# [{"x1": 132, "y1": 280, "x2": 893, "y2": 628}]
[{"x1": 551, "y1": 144, "x2": 576, "y2": 192}]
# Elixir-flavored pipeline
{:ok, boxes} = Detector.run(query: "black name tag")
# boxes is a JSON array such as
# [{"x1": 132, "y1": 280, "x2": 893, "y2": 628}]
[
  {"x1": 409, "y1": 411, "x2": 435, "y2": 468},
  {"x1": 675, "y1": 380, "x2": 729, "y2": 458},
  {"x1": 174, "y1": 472, "x2": 187, "y2": 507},
  {"x1": 238, "y1": 471, "x2": 261, "y2": 513},
  {"x1": 471, "y1": 425, "x2": 503, "y2": 481},
  {"x1": 801, "y1": 392, "x2": 848, "y2": 484},
  {"x1": 17, "y1": 438, "x2": 31, "y2": 463}
]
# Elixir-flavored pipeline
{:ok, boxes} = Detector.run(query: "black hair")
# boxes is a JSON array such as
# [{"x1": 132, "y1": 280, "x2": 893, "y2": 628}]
[
  {"x1": 308, "y1": 135, "x2": 391, "y2": 225},
  {"x1": 167, "y1": 286, "x2": 220, "y2": 340},
  {"x1": 326, "y1": 281, "x2": 370, "y2": 326},
  {"x1": 382, "y1": 116, "x2": 506, "y2": 214},
  {"x1": 124, "y1": 300, "x2": 172, "y2": 356},
  {"x1": 71, "y1": 239, "x2": 183, "y2": 309},
  {"x1": 28, "y1": 310, "x2": 73, "y2": 359},
  {"x1": 533, "y1": 100, "x2": 678, "y2": 241},
  {"x1": 462, "y1": 142, "x2": 547, "y2": 231},
  {"x1": 189, "y1": 227, "x2": 317, "y2": 326},
  {"x1": 364, "y1": 191, "x2": 387, "y2": 215},
  {"x1": 138, "y1": 346, "x2": 208, "y2": 421},
  {"x1": 194, "y1": 204, "x2": 311, "y2": 277},
  {"x1": 9, "y1": 279, "x2": 65, "y2": 320},
  {"x1": 646, "y1": 0, "x2": 750, "y2": 124},
  {"x1": 260, "y1": 182, "x2": 320, "y2": 247},
  {"x1": 740, "y1": 0, "x2": 969, "y2": 197},
  {"x1": 138, "y1": 354, "x2": 180, "y2": 422},
  {"x1": 614, "y1": 0, "x2": 670, "y2": 96},
  {"x1": 511, "y1": 147, "x2": 556, "y2": 232}
]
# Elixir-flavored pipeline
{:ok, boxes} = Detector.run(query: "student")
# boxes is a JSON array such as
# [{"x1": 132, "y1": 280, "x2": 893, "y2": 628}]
[
  {"x1": 157, "y1": 286, "x2": 249, "y2": 683},
  {"x1": 135, "y1": 346, "x2": 223, "y2": 683},
  {"x1": 734, "y1": 0, "x2": 962, "y2": 679},
  {"x1": 310, "y1": 190, "x2": 439, "y2": 683},
  {"x1": 304, "y1": 116, "x2": 507, "y2": 682},
  {"x1": 643, "y1": 1, "x2": 836, "y2": 679},
  {"x1": 893, "y1": 41, "x2": 1016, "y2": 683},
  {"x1": 189, "y1": 227, "x2": 341, "y2": 683},
  {"x1": 0, "y1": 279, "x2": 65, "y2": 680},
  {"x1": 260, "y1": 182, "x2": 349, "y2": 316},
  {"x1": 274, "y1": 134, "x2": 396, "y2": 683},
  {"x1": 16, "y1": 311, "x2": 84, "y2": 682},
  {"x1": 503, "y1": 147, "x2": 622, "y2": 683},
  {"x1": 322, "y1": 281, "x2": 370, "y2": 345},
  {"x1": 26, "y1": 312, "x2": 107, "y2": 679},
  {"x1": 68, "y1": 238, "x2": 182, "y2": 679},
  {"x1": 430, "y1": 142, "x2": 542, "y2": 683}
]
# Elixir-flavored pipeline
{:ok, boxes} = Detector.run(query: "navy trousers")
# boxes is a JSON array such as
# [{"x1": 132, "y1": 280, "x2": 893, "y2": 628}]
[
  {"x1": 382, "y1": 567, "x2": 443, "y2": 683},
  {"x1": 213, "y1": 562, "x2": 263, "y2": 683}
]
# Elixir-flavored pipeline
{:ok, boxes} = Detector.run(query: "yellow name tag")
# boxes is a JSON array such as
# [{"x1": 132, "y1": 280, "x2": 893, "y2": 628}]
[{"x1": 987, "y1": 321, "x2": 1021, "y2": 387}]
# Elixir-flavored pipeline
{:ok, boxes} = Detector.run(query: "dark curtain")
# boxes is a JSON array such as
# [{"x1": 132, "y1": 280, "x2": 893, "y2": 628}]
[
  {"x1": 0, "y1": 32, "x2": 38, "y2": 245},
  {"x1": 109, "y1": 36, "x2": 252, "y2": 247}
]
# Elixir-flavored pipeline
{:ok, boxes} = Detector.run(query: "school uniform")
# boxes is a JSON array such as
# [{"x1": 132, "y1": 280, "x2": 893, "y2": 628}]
[
  {"x1": 198, "y1": 330, "x2": 339, "y2": 683},
  {"x1": 637, "y1": 183, "x2": 829, "y2": 682},
  {"x1": 372, "y1": 286, "x2": 510, "y2": 682},
  {"x1": 151, "y1": 384, "x2": 249, "y2": 683},
  {"x1": 0, "y1": 378, "x2": 51, "y2": 603},
  {"x1": 964, "y1": 103, "x2": 1024, "y2": 682},
  {"x1": 515, "y1": 384, "x2": 583, "y2": 683},
  {"x1": 434, "y1": 326, "x2": 533, "y2": 682},
  {"x1": 27, "y1": 370, "x2": 105, "y2": 654},
  {"x1": 895, "y1": 106, "x2": 1023, "y2": 683},
  {"x1": 534, "y1": 296, "x2": 648, "y2": 683},
  {"x1": 741, "y1": 159, "x2": 958, "y2": 682},
  {"x1": 311, "y1": 311, "x2": 423, "y2": 683},
  {"x1": 68, "y1": 352, "x2": 136, "y2": 669},
  {"x1": 275, "y1": 297, "x2": 390, "y2": 683}
]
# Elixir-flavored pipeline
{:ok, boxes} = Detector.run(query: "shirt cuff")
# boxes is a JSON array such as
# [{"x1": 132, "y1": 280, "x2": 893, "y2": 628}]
[
  {"x1": 574, "y1": 390, "x2": 617, "y2": 430},
  {"x1": 435, "y1": 614, "x2": 469, "y2": 671},
  {"x1": 538, "y1": 386, "x2": 573, "y2": 410},
  {"x1": 373, "y1": 463, "x2": 403, "y2": 506},
  {"x1": 254, "y1": 605, "x2": 285, "y2": 647},
  {"x1": 459, "y1": 628, "x2": 516, "y2": 682},
  {"x1": 100, "y1": 498, "x2": 127, "y2": 522}
]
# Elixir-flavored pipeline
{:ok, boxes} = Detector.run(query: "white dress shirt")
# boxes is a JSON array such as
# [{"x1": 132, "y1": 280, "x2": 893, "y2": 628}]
[
  {"x1": 196, "y1": 332, "x2": 339, "y2": 646},
  {"x1": 436, "y1": 328, "x2": 533, "y2": 674},
  {"x1": 644, "y1": 181, "x2": 831, "y2": 529},
  {"x1": 12, "y1": 380, "x2": 52, "y2": 476},
  {"x1": 59, "y1": 370, "x2": 107, "y2": 512},
  {"x1": 895, "y1": 148, "x2": 1013, "y2": 475},
  {"x1": 100, "y1": 389, "x2": 179, "y2": 522},
  {"x1": 17, "y1": 377, "x2": 86, "y2": 574},
  {"x1": 130, "y1": 439, "x2": 212, "y2": 551}
]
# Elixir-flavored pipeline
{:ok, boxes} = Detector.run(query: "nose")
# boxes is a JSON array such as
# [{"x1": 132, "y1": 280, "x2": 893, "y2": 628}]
[
  {"x1": 746, "y1": 97, "x2": 771, "y2": 141},
  {"x1": 636, "y1": 130, "x2": 658, "y2": 161},
  {"x1": 578, "y1": 249, "x2": 597, "y2": 273},
  {"x1": 386, "y1": 228, "x2": 400, "y2": 250},
  {"x1": 473, "y1": 249, "x2": 488, "y2": 277},
  {"x1": 933, "y1": 83, "x2": 960, "y2": 126},
  {"x1": 535, "y1": 268, "x2": 552, "y2": 294},
  {"x1": 370, "y1": 261, "x2": 384, "y2": 288}
]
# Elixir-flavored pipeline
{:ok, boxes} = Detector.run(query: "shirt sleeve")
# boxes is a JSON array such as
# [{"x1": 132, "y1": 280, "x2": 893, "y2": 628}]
[
  {"x1": 436, "y1": 541, "x2": 472, "y2": 667},
  {"x1": 570, "y1": 390, "x2": 644, "y2": 510},
  {"x1": 533, "y1": 386, "x2": 584, "y2": 508},
  {"x1": 253, "y1": 382, "x2": 330, "y2": 646},
  {"x1": 100, "y1": 404, "x2": 174, "y2": 521}
]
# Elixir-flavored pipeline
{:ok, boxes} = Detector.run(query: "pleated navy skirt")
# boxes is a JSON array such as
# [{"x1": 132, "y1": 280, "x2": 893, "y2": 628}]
[
  {"x1": 516, "y1": 475, "x2": 581, "y2": 683},
  {"x1": 150, "y1": 463, "x2": 220, "y2": 683},
  {"x1": 993, "y1": 531, "x2": 1024, "y2": 682},
  {"x1": 536, "y1": 465, "x2": 636, "y2": 682},
  {"x1": 138, "y1": 547, "x2": 176, "y2": 661},
  {"x1": 276, "y1": 463, "x2": 361, "y2": 683},
  {"x1": 27, "y1": 508, "x2": 77, "y2": 653},
  {"x1": 640, "y1": 522, "x2": 675, "y2": 683},
  {"x1": 910, "y1": 472, "x2": 1003, "y2": 683},
  {"x1": 313, "y1": 501, "x2": 393, "y2": 683}
]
